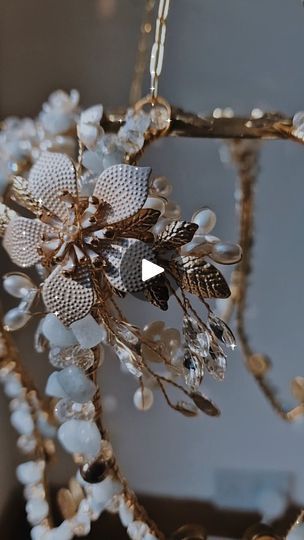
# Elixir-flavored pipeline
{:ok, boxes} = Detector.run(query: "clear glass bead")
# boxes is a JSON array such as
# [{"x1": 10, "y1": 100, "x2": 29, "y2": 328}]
[
  {"x1": 49, "y1": 345, "x2": 95, "y2": 370},
  {"x1": 54, "y1": 399, "x2": 96, "y2": 423}
]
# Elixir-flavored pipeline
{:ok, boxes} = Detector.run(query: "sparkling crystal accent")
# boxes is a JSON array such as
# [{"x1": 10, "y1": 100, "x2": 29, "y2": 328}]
[
  {"x1": 208, "y1": 313, "x2": 236, "y2": 349},
  {"x1": 49, "y1": 345, "x2": 95, "y2": 370},
  {"x1": 54, "y1": 399, "x2": 96, "y2": 423}
]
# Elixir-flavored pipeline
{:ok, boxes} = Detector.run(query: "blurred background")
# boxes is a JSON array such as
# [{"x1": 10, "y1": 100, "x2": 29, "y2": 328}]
[{"x1": 1, "y1": 0, "x2": 304, "y2": 538}]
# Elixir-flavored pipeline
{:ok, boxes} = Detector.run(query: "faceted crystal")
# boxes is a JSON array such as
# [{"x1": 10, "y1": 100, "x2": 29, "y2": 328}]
[
  {"x1": 208, "y1": 313, "x2": 236, "y2": 349},
  {"x1": 49, "y1": 345, "x2": 94, "y2": 370},
  {"x1": 205, "y1": 342, "x2": 227, "y2": 381},
  {"x1": 183, "y1": 349, "x2": 204, "y2": 390},
  {"x1": 54, "y1": 399, "x2": 95, "y2": 423}
]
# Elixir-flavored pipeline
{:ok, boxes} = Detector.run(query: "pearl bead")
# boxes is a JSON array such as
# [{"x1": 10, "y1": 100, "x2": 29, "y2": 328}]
[
  {"x1": 143, "y1": 196, "x2": 166, "y2": 215},
  {"x1": 133, "y1": 387, "x2": 154, "y2": 411},
  {"x1": 4, "y1": 308, "x2": 31, "y2": 331},
  {"x1": 151, "y1": 176, "x2": 172, "y2": 197},
  {"x1": 16, "y1": 461, "x2": 44, "y2": 485},
  {"x1": 191, "y1": 207, "x2": 216, "y2": 233},
  {"x1": 211, "y1": 242, "x2": 242, "y2": 264},
  {"x1": 164, "y1": 201, "x2": 181, "y2": 219},
  {"x1": 180, "y1": 236, "x2": 213, "y2": 256},
  {"x1": 26, "y1": 498, "x2": 49, "y2": 525},
  {"x1": 3, "y1": 273, "x2": 35, "y2": 298}
]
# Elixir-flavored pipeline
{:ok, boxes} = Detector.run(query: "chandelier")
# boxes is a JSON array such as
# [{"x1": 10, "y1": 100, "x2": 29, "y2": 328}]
[{"x1": 1, "y1": 2, "x2": 304, "y2": 539}]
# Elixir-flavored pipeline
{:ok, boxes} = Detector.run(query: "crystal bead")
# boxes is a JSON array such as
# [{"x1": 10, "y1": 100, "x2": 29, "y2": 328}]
[
  {"x1": 49, "y1": 345, "x2": 95, "y2": 370},
  {"x1": 133, "y1": 387, "x2": 154, "y2": 411},
  {"x1": 208, "y1": 313, "x2": 236, "y2": 349},
  {"x1": 34, "y1": 318, "x2": 48, "y2": 353},
  {"x1": 183, "y1": 350, "x2": 204, "y2": 390},
  {"x1": 205, "y1": 341, "x2": 227, "y2": 380},
  {"x1": 3, "y1": 273, "x2": 35, "y2": 298},
  {"x1": 143, "y1": 320, "x2": 165, "y2": 340},
  {"x1": 54, "y1": 399, "x2": 96, "y2": 423},
  {"x1": 191, "y1": 207, "x2": 216, "y2": 233}
]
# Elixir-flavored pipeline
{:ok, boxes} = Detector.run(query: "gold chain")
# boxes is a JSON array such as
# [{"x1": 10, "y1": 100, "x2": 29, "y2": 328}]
[{"x1": 150, "y1": 0, "x2": 171, "y2": 101}]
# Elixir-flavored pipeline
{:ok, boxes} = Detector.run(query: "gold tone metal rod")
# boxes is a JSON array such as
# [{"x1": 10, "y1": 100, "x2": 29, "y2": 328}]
[{"x1": 102, "y1": 109, "x2": 297, "y2": 141}]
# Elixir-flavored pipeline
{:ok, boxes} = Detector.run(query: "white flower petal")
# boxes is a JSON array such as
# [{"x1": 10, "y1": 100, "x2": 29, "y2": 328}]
[
  {"x1": 28, "y1": 152, "x2": 77, "y2": 221},
  {"x1": 93, "y1": 164, "x2": 151, "y2": 224},
  {"x1": 3, "y1": 217, "x2": 50, "y2": 267}
]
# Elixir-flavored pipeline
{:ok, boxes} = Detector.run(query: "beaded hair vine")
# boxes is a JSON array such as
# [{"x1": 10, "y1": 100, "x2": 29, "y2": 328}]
[{"x1": 1, "y1": 1, "x2": 304, "y2": 539}]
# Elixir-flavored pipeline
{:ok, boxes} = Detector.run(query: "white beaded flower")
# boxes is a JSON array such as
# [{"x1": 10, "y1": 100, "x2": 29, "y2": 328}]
[{"x1": 2, "y1": 151, "x2": 155, "y2": 326}]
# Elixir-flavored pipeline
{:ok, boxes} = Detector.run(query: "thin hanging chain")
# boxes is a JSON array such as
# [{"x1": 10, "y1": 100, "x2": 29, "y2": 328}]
[
  {"x1": 150, "y1": 0, "x2": 171, "y2": 102},
  {"x1": 229, "y1": 140, "x2": 304, "y2": 422},
  {"x1": 129, "y1": 0, "x2": 156, "y2": 105}
]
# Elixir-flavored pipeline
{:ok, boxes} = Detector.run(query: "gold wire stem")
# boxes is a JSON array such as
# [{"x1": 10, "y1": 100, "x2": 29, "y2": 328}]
[{"x1": 230, "y1": 140, "x2": 304, "y2": 422}]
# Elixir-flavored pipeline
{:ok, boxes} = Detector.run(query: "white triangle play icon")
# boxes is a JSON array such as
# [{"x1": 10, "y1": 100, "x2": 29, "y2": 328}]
[{"x1": 141, "y1": 259, "x2": 164, "y2": 282}]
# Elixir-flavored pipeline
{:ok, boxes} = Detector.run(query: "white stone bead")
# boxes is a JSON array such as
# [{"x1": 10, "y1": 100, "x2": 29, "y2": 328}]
[
  {"x1": 133, "y1": 387, "x2": 154, "y2": 411},
  {"x1": 4, "y1": 307, "x2": 31, "y2": 331},
  {"x1": 42, "y1": 314, "x2": 77, "y2": 347},
  {"x1": 72, "y1": 511, "x2": 91, "y2": 537},
  {"x1": 78, "y1": 123, "x2": 99, "y2": 149},
  {"x1": 143, "y1": 196, "x2": 166, "y2": 215},
  {"x1": 4, "y1": 374, "x2": 23, "y2": 398},
  {"x1": 16, "y1": 461, "x2": 44, "y2": 485},
  {"x1": 56, "y1": 366, "x2": 96, "y2": 403},
  {"x1": 80, "y1": 105, "x2": 103, "y2": 125},
  {"x1": 211, "y1": 241, "x2": 242, "y2": 264},
  {"x1": 31, "y1": 524, "x2": 49, "y2": 540},
  {"x1": 26, "y1": 498, "x2": 49, "y2": 525},
  {"x1": 191, "y1": 207, "x2": 216, "y2": 233},
  {"x1": 144, "y1": 534, "x2": 158, "y2": 540},
  {"x1": 11, "y1": 409, "x2": 34, "y2": 436},
  {"x1": 3, "y1": 273, "x2": 35, "y2": 298},
  {"x1": 91, "y1": 476, "x2": 122, "y2": 504},
  {"x1": 127, "y1": 521, "x2": 150, "y2": 540},
  {"x1": 44, "y1": 522, "x2": 73, "y2": 540},
  {"x1": 45, "y1": 372, "x2": 69, "y2": 399},
  {"x1": 86, "y1": 495, "x2": 106, "y2": 520},
  {"x1": 70, "y1": 314, "x2": 105, "y2": 348},
  {"x1": 119, "y1": 498, "x2": 134, "y2": 527},
  {"x1": 58, "y1": 419, "x2": 101, "y2": 458}
]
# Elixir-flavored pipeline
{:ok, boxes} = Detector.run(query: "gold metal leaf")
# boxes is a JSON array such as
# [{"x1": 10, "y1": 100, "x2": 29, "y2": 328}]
[
  {"x1": 291, "y1": 376, "x2": 304, "y2": 403},
  {"x1": 175, "y1": 401, "x2": 198, "y2": 417},
  {"x1": 190, "y1": 391, "x2": 221, "y2": 417},
  {"x1": 156, "y1": 220, "x2": 198, "y2": 250},
  {"x1": 143, "y1": 275, "x2": 169, "y2": 310},
  {"x1": 114, "y1": 208, "x2": 160, "y2": 241},
  {"x1": 169, "y1": 255, "x2": 230, "y2": 299},
  {"x1": 0, "y1": 203, "x2": 18, "y2": 236},
  {"x1": 247, "y1": 354, "x2": 271, "y2": 377},
  {"x1": 10, "y1": 176, "x2": 42, "y2": 215}
]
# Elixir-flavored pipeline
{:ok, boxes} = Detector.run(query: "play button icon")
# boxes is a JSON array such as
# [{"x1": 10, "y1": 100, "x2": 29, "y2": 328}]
[{"x1": 141, "y1": 259, "x2": 164, "y2": 282}]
